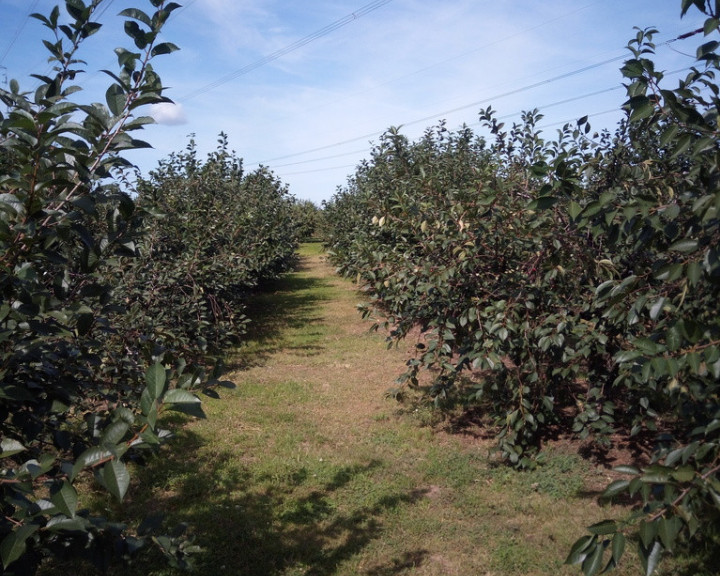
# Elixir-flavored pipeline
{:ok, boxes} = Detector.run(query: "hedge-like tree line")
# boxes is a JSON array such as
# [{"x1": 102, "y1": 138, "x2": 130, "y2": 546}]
[
  {"x1": 0, "y1": 1, "x2": 301, "y2": 572},
  {"x1": 323, "y1": 2, "x2": 719, "y2": 573}
]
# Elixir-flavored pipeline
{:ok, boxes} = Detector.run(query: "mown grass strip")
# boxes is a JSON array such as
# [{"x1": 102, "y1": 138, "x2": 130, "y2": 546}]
[{"x1": 55, "y1": 243, "x2": 682, "y2": 576}]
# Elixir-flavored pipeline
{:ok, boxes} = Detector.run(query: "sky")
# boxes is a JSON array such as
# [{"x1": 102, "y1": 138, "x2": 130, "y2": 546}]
[{"x1": 0, "y1": 0, "x2": 710, "y2": 204}]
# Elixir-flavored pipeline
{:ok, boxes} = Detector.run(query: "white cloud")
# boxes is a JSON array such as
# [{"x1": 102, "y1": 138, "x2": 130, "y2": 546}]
[
  {"x1": 130, "y1": 0, "x2": 708, "y2": 204},
  {"x1": 199, "y1": 0, "x2": 280, "y2": 54},
  {"x1": 151, "y1": 102, "x2": 188, "y2": 126}
]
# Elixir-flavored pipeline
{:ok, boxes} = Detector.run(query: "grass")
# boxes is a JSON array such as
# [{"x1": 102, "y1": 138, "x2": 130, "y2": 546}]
[{"x1": 42, "y1": 242, "x2": 703, "y2": 575}]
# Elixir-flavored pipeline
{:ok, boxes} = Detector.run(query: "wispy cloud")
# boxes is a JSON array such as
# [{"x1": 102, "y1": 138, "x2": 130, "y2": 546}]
[
  {"x1": 151, "y1": 102, "x2": 188, "y2": 125},
  {"x1": 9, "y1": 0, "x2": 698, "y2": 205},
  {"x1": 200, "y1": 0, "x2": 283, "y2": 55}
]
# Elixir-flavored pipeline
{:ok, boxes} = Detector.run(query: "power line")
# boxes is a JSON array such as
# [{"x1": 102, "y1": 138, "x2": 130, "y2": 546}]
[
  {"x1": 248, "y1": 55, "x2": 628, "y2": 166},
  {"x1": 276, "y1": 163, "x2": 359, "y2": 177},
  {"x1": 268, "y1": 61, "x2": 696, "y2": 179},
  {"x1": 270, "y1": 109, "x2": 624, "y2": 178},
  {"x1": 292, "y1": 1, "x2": 603, "y2": 119},
  {"x1": 271, "y1": 148, "x2": 371, "y2": 169},
  {"x1": 179, "y1": 0, "x2": 394, "y2": 101},
  {"x1": 176, "y1": 0, "x2": 200, "y2": 15},
  {"x1": 248, "y1": 28, "x2": 704, "y2": 168},
  {"x1": 234, "y1": 0, "x2": 608, "y2": 142},
  {"x1": 95, "y1": 0, "x2": 118, "y2": 22},
  {"x1": 269, "y1": 86, "x2": 623, "y2": 171},
  {"x1": 0, "y1": 0, "x2": 41, "y2": 65}
]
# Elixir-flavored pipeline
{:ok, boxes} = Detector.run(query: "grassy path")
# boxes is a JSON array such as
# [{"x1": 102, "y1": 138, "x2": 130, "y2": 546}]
[{"x1": 126, "y1": 243, "x2": 642, "y2": 576}]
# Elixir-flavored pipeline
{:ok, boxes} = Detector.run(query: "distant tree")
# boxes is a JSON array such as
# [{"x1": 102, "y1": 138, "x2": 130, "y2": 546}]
[{"x1": 291, "y1": 199, "x2": 322, "y2": 241}]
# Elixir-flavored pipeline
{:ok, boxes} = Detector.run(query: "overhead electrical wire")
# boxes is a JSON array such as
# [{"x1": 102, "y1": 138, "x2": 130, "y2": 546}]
[
  {"x1": 238, "y1": 0, "x2": 609, "y2": 141},
  {"x1": 267, "y1": 60, "x2": 698, "y2": 179},
  {"x1": 286, "y1": 1, "x2": 603, "y2": 120},
  {"x1": 277, "y1": 163, "x2": 359, "y2": 177},
  {"x1": 94, "y1": 0, "x2": 118, "y2": 22},
  {"x1": 178, "y1": 0, "x2": 394, "y2": 101},
  {"x1": 272, "y1": 107, "x2": 623, "y2": 178},
  {"x1": 176, "y1": 0, "x2": 200, "y2": 15},
  {"x1": 0, "y1": 0, "x2": 41, "y2": 65},
  {"x1": 270, "y1": 148, "x2": 372, "y2": 169},
  {"x1": 267, "y1": 86, "x2": 623, "y2": 171},
  {"x1": 248, "y1": 27, "x2": 704, "y2": 169},
  {"x1": 248, "y1": 54, "x2": 629, "y2": 167}
]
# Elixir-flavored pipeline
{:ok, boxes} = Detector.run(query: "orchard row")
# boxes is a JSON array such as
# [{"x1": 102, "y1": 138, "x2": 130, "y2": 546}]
[{"x1": 323, "y1": 8, "x2": 720, "y2": 574}]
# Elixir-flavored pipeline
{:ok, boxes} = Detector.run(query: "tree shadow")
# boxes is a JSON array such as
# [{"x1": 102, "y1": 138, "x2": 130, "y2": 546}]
[
  {"x1": 124, "y1": 436, "x2": 430, "y2": 576},
  {"x1": 233, "y1": 257, "x2": 334, "y2": 368},
  {"x1": 99, "y1": 254, "x2": 433, "y2": 575}
]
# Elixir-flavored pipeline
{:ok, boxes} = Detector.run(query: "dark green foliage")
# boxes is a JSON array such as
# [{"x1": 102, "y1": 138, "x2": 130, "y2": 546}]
[
  {"x1": 562, "y1": 9, "x2": 720, "y2": 575},
  {"x1": 123, "y1": 134, "x2": 299, "y2": 362},
  {"x1": 0, "y1": 2, "x2": 203, "y2": 572},
  {"x1": 324, "y1": 116, "x2": 608, "y2": 467},
  {"x1": 291, "y1": 199, "x2": 322, "y2": 241},
  {"x1": 323, "y1": 2, "x2": 720, "y2": 572},
  {"x1": 0, "y1": 2, "x2": 298, "y2": 573}
]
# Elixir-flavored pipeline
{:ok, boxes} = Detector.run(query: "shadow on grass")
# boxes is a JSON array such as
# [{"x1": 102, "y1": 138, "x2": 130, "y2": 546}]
[
  {"x1": 126, "y1": 435, "x2": 430, "y2": 576},
  {"x1": 234, "y1": 257, "x2": 334, "y2": 368}
]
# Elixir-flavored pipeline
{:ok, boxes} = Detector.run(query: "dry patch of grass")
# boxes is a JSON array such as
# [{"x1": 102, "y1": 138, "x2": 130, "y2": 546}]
[{"x1": 82, "y1": 242, "x2": 695, "y2": 576}]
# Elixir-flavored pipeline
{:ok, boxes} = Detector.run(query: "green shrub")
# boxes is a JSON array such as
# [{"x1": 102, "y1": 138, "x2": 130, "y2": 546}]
[
  {"x1": 118, "y1": 134, "x2": 299, "y2": 362},
  {"x1": 0, "y1": 2, "x2": 241, "y2": 572},
  {"x1": 324, "y1": 1, "x2": 720, "y2": 572}
]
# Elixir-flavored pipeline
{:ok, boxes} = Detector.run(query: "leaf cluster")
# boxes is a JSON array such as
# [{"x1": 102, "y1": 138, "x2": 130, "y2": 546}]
[
  {"x1": 0, "y1": 1, "x2": 298, "y2": 572},
  {"x1": 322, "y1": 2, "x2": 720, "y2": 571},
  {"x1": 124, "y1": 133, "x2": 300, "y2": 362}
]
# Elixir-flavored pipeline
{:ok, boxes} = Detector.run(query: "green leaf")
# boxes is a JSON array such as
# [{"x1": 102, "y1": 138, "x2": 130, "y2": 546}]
[
  {"x1": 681, "y1": 0, "x2": 698, "y2": 16},
  {"x1": 45, "y1": 516, "x2": 89, "y2": 533},
  {"x1": 670, "y1": 133, "x2": 693, "y2": 159},
  {"x1": 643, "y1": 541, "x2": 663, "y2": 576},
  {"x1": 649, "y1": 297, "x2": 666, "y2": 321},
  {"x1": 629, "y1": 98, "x2": 655, "y2": 122},
  {"x1": 587, "y1": 520, "x2": 617, "y2": 535},
  {"x1": 687, "y1": 261, "x2": 702, "y2": 286},
  {"x1": 709, "y1": 488, "x2": 720, "y2": 509},
  {"x1": 101, "y1": 420, "x2": 130, "y2": 446},
  {"x1": 615, "y1": 350, "x2": 642, "y2": 364},
  {"x1": 105, "y1": 83, "x2": 126, "y2": 116},
  {"x1": 97, "y1": 459, "x2": 130, "y2": 501},
  {"x1": 145, "y1": 362, "x2": 167, "y2": 400},
  {"x1": 568, "y1": 200, "x2": 582, "y2": 220},
  {"x1": 641, "y1": 465, "x2": 671, "y2": 484},
  {"x1": 529, "y1": 196, "x2": 557, "y2": 210},
  {"x1": 71, "y1": 446, "x2": 113, "y2": 480},
  {"x1": 118, "y1": 8, "x2": 152, "y2": 26},
  {"x1": 671, "y1": 466, "x2": 695, "y2": 483},
  {"x1": 611, "y1": 532, "x2": 626, "y2": 563},
  {"x1": 22, "y1": 454, "x2": 55, "y2": 479},
  {"x1": 50, "y1": 481, "x2": 78, "y2": 518},
  {"x1": 602, "y1": 480, "x2": 630, "y2": 498},
  {"x1": 124, "y1": 20, "x2": 149, "y2": 49},
  {"x1": 124, "y1": 115, "x2": 156, "y2": 131},
  {"x1": 668, "y1": 239, "x2": 698, "y2": 253},
  {"x1": 639, "y1": 520, "x2": 658, "y2": 549},
  {"x1": 705, "y1": 16, "x2": 720, "y2": 34},
  {"x1": 141, "y1": 392, "x2": 159, "y2": 429},
  {"x1": 151, "y1": 42, "x2": 180, "y2": 57},
  {"x1": 566, "y1": 535, "x2": 596, "y2": 565},
  {"x1": 658, "y1": 516, "x2": 682, "y2": 551},
  {"x1": 1, "y1": 524, "x2": 39, "y2": 569},
  {"x1": 163, "y1": 388, "x2": 200, "y2": 404},
  {"x1": 634, "y1": 338, "x2": 661, "y2": 355},
  {"x1": 582, "y1": 541, "x2": 605, "y2": 576},
  {"x1": 0, "y1": 438, "x2": 26, "y2": 458},
  {"x1": 659, "y1": 124, "x2": 679, "y2": 146}
]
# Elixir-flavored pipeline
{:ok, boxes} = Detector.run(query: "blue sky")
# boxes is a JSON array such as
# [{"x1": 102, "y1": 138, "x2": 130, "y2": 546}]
[{"x1": 0, "y1": 1, "x2": 708, "y2": 204}]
